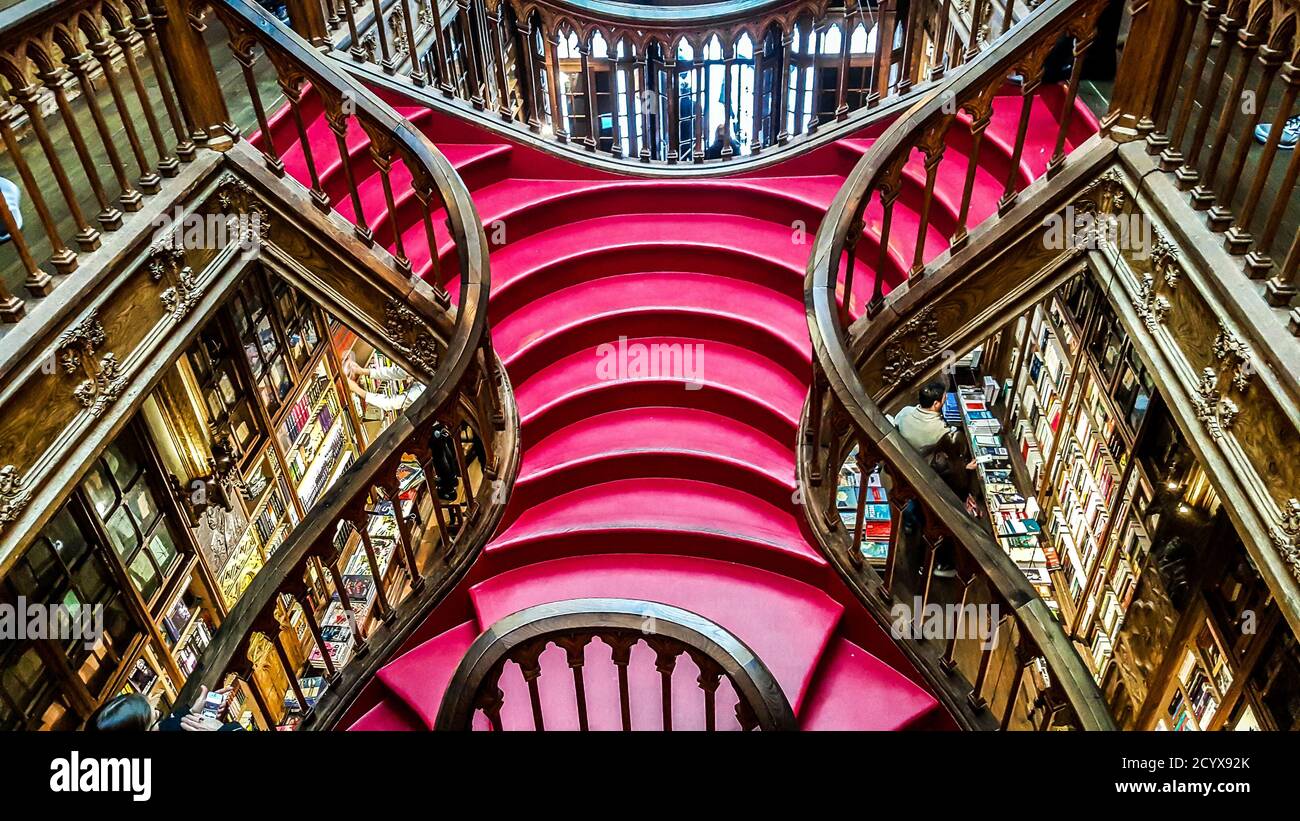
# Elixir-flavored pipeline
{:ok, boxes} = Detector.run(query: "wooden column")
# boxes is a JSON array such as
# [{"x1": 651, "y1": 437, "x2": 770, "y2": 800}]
[
  {"x1": 286, "y1": 0, "x2": 330, "y2": 47},
  {"x1": 152, "y1": 0, "x2": 235, "y2": 149},
  {"x1": 1102, "y1": 0, "x2": 1184, "y2": 141}
]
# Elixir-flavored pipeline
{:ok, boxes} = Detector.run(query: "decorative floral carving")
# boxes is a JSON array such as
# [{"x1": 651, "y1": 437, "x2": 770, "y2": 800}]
[
  {"x1": 57, "y1": 311, "x2": 128, "y2": 418},
  {"x1": 1134, "y1": 273, "x2": 1171, "y2": 332},
  {"x1": 881, "y1": 306, "x2": 942, "y2": 391},
  {"x1": 1149, "y1": 228, "x2": 1179, "y2": 288},
  {"x1": 0, "y1": 464, "x2": 30, "y2": 526},
  {"x1": 1272, "y1": 499, "x2": 1300, "y2": 579},
  {"x1": 148, "y1": 242, "x2": 203, "y2": 319},
  {"x1": 1212, "y1": 321, "x2": 1253, "y2": 392},
  {"x1": 384, "y1": 299, "x2": 440, "y2": 375},
  {"x1": 1192, "y1": 367, "x2": 1238, "y2": 439},
  {"x1": 1192, "y1": 323, "x2": 1252, "y2": 439},
  {"x1": 214, "y1": 176, "x2": 271, "y2": 246}
]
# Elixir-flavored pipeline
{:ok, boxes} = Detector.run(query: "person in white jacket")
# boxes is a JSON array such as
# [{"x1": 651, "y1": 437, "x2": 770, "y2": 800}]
[{"x1": 342, "y1": 351, "x2": 424, "y2": 413}]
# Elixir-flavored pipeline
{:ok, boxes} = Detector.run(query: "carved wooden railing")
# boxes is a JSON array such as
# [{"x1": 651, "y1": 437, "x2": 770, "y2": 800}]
[
  {"x1": 0, "y1": 0, "x2": 205, "y2": 322},
  {"x1": 435, "y1": 598, "x2": 798, "y2": 730},
  {"x1": 803, "y1": 0, "x2": 1115, "y2": 730},
  {"x1": 1106, "y1": 0, "x2": 1299, "y2": 322},
  {"x1": 285, "y1": 0, "x2": 1018, "y2": 167},
  {"x1": 116, "y1": 0, "x2": 516, "y2": 729}
]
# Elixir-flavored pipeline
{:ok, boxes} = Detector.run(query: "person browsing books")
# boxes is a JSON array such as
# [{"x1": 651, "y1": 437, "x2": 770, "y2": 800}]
[
  {"x1": 343, "y1": 351, "x2": 425, "y2": 413},
  {"x1": 87, "y1": 686, "x2": 243, "y2": 731},
  {"x1": 894, "y1": 381, "x2": 959, "y2": 457}
]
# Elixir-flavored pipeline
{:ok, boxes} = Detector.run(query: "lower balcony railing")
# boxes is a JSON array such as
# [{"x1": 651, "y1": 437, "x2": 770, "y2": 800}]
[{"x1": 434, "y1": 598, "x2": 798, "y2": 731}]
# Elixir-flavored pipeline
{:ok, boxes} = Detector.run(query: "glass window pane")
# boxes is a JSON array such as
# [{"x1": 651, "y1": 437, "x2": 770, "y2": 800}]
[
  {"x1": 146, "y1": 528, "x2": 179, "y2": 572},
  {"x1": 218, "y1": 372, "x2": 238, "y2": 406},
  {"x1": 17, "y1": 541, "x2": 57, "y2": 591},
  {"x1": 127, "y1": 551, "x2": 160, "y2": 600},
  {"x1": 105, "y1": 506, "x2": 139, "y2": 559},
  {"x1": 125, "y1": 482, "x2": 159, "y2": 531},
  {"x1": 82, "y1": 465, "x2": 117, "y2": 518},
  {"x1": 45, "y1": 506, "x2": 87, "y2": 564},
  {"x1": 103, "y1": 444, "x2": 137, "y2": 490},
  {"x1": 75, "y1": 559, "x2": 109, "y2": 603}
]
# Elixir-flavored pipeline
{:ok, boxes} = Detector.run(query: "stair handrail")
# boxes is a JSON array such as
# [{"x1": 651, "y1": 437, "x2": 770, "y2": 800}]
[
  {"x1": 435, "y1": 598, "x2": 799, "y2": 730},
  {"x1": 170, "y1": 0, "x2": 518, "y2": 729},
  {"x1": 803, "y1": 0, "x2": 1116, "y2": 729}
]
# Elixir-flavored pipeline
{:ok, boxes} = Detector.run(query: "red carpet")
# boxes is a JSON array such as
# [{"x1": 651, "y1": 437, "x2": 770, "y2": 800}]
[{"x1": 259, "y1": 81, "x2": 1095, "y2": 730}]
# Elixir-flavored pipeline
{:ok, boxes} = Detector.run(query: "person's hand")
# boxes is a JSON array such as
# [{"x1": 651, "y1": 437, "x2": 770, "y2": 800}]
[
  {"x1": 179, "y1": 713, "x2": 225, "y2": 732},
  {"x1": 966, "y1": 459, "x2": 978, "y2": 470},
  {"x1": 188, "y1": 685, "x2": 233, "y2": 717}
]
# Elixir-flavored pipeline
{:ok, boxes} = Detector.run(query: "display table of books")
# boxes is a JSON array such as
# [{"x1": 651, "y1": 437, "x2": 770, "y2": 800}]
[
  {"x1": 955, "y1": 385, "x2": 1056, "y2": 607},
  {"x1": 836, "y1": 452, "x2": 891, "y2": 566}
]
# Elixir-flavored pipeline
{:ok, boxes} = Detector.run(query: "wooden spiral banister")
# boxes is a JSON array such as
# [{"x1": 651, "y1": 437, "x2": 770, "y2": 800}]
[
  {"x1": 278, "y1": 0, "x2": 1029, "y2": 169},
  {"x1": 138, "y1": 0, "x2": 518, "y2": 729},
  {"x1": 435, "y1": 598, "x2": 799, "y2": 731},
  {"x1": 802, "y1": 0, "x2": 1115, "y2": 730}
]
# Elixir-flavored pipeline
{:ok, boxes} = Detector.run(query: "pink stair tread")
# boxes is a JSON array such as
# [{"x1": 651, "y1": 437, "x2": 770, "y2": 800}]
[
  {"x1": 364, "y1": 620, "x2": 480, "y2": 729},
  {"x1": 517, "y1": 406, "x2": 795, "y2": 494},
  {"x1": 799, "y1": 637, "x2": 944, "y2": 731},
  {"x1": 469, "y1": 554, "x2": 843, "y2": 714},
  {"x1": 489, "y1": 477, "x2": 826, "y2": 571},
  {"x1": 494, "y1": 271, "x2": 809, "y2": 366}
]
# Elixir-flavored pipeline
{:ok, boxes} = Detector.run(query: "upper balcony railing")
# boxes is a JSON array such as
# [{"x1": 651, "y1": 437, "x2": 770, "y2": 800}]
[
  {"x1": 1114, "y1": 0, "x2": 1299, "y2": 324},
  {"x1": 281, "y1": 0, "x2": 1028, "y2": 168},
  {"x1": 802, "y1": 0, "x2": 1115, "y2": 730},
  {"x1": 0, "y1": 0, "x2": 485, "y2": 325}
]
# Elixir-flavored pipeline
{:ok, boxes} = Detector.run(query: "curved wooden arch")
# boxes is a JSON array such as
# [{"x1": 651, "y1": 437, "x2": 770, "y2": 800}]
[{"x1": 435, "y1": 598, "x2": 799, "y2": 731}]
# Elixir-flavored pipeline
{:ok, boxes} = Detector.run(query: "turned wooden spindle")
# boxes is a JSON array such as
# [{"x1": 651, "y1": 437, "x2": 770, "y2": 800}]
[{"x1": 0, "y1": 104, "x2": 77, "y2": 272}]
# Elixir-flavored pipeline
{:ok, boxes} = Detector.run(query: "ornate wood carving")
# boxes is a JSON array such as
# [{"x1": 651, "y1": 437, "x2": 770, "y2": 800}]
[
  {"x1": 384, "y1": 299, "x2": 440, "y2": 373},
  {"x1": 880, "y1": 306, "x2": 942, "y2": 392},
  {"x1": 148, "y1": 242, "x2": 204, "y2": 320},
  {"x1": 56, "y1": 311, "x2": 128, "y2": 417},
  {"x1": 0, "y1": 464, "x2": 29, "y2": 525}
]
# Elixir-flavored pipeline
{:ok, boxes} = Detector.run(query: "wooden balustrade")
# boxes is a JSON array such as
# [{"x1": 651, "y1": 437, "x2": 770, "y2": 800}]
[
  {"x1": 434, "y1": 598, "x2": 798, "y2": 731},
  {"x1": 0, "y1": 0, "x2": 208, "y2": 320},
  {"x1": 297, "y1": 0, "x2": 1018, "y2": 165},
  {"x1": 1110, "y1": 0, "x2": 1300, "y2": 316},
  {"x1": 0, "y1": 0, "x2": 490, "y2": 322},
  {"x1": 803, "y1": 0, "x2": 1115, "y2": 730},
  {"x1": 131, "y1": 0, "x2": 517, "y2": 729}
]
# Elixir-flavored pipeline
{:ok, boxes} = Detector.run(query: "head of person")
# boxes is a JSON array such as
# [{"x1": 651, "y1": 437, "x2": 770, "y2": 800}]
[
  {"x1": 86, "y1": 694, "x2": 159, "y2": 731},
  {"x1": 714, "y1": 123, "x2": 728, "y2": 143},
  {"x1": 918, "y1": 381, "x2": 945, "y2": 412}
]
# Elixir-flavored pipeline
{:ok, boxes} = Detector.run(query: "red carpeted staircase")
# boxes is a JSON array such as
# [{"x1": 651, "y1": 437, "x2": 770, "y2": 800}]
[{"x1": 259, "y1": 82, "x2": 1096, "y2": 730}]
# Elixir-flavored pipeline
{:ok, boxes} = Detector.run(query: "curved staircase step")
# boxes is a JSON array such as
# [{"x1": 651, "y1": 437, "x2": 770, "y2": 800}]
[
  {"x1": 469, "y1": 554, "x2": 845, "y2": 713},
  {"x1": 798, "y1": 637, "x2": 945, "y2": 731}
]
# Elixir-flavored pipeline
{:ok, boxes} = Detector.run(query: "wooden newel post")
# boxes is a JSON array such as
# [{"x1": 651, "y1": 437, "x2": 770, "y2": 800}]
[
  {"x1": 286, "y1": 0, "x2": 331, "y2": 48},
  {"x1": 1101, "y1": 0, "x2": 1183, "y2": 141},
  {"x1": 151, "y1": 0, "x2": 235, "y2": 149}
]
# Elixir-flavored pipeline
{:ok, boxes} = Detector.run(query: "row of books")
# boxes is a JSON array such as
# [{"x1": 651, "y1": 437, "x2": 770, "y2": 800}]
[
  {"x1": 282, "y1": 373, "x2": 333, "y2": 446},
  {"x1": 285, "y1": 391, "x2": 343, "y2": 485}
]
